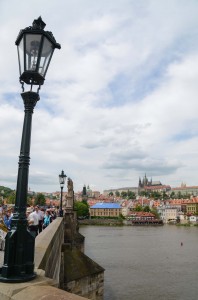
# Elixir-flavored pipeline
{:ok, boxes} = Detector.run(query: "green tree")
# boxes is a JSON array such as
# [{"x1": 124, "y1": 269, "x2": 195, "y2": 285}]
[
  {"x1": 34, "y1": 193, "x2": 46, "y2": 206},
  {"x1": 162, "y1": 191, "x2": 168, "y2": 200},
  {"x1": 109, "y1": 192, "x2": 113, "y2": 196},
  {"x1": 121, "y1": 191, "x2": 127, "y2": 198},
  {"x1": 151, "y1": 191, "x2": 161, "y2": 200},
  {"x1": 139, "y1": 190, "x2": 149, "y2": 197},
  {"x1": 115, "y1": 191, "x2": 120, "y2": 197},
  {"x1": 135, "y1": 205, "x2": 143, "y2": 211},
  {"x1": 143, "y1": 205, "x2": 151, "y2": 212},
  {"x1": 170, "y1": 191, "x2": 175, "y2": 199},
  {"x1": 183, "y1": 193, "x2": 191, "y2": 199},
  {"x1": 151, "y1": 207, "x2": 160, "y2": 219},
  {"x1": 127, "y1": 191, "x2": 136, "y2": 199},
  {"x1": 7, "y1": 191, "x2": 16, "y2": 204},
  {"x1": 74, "y1": 201, "x2": 89, "y2": 217},
  {"x1": 0, "y1": 186, "x2": 14, "y2": 201},
  {"x1": 27, "y1": 196, "x2": 33, "y2": 206},
  {"x1": 177, "y1": 191, "x2": 182, "y2": 199},
  {"x1": 82, "y1": 199, "x2": 89, "y2": 209}
]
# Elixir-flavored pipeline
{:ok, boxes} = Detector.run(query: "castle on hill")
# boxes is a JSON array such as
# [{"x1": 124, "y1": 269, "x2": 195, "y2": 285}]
[{"x1": 138, "y1": 174, "x2": 162, "y2": 188}]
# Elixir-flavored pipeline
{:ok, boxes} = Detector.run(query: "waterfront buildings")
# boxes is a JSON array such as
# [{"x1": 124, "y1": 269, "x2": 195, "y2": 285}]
[
  {"x1": 189, "y1": 215, "x2": 198, "y2": 223},
  {"x1": 157, "y1": 206, "x2": 178, "y2": 223},
  {"x1": 121, "y1": 200, "x2": 134, "y2": 217},
  {"x1": 127, "y1": 211, "x2": 156, "y2": 221},
  {"x1": 89, "y1": 203, "x2": 122, "y2": 218},
  {"x1": 186, "y1": 202, "x2": 198, "y2": 215},
  {"x1": 103, "y1": 187, "x2": 138, "y2": 196}
]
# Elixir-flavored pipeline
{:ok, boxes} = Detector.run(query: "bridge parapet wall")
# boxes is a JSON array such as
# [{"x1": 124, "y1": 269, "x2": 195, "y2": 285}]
[{"x1": 35, "y1": 217, "x2": 64, "y2": 282}]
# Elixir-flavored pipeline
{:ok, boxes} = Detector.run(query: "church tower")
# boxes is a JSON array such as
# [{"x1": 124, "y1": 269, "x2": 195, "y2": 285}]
[{"x1": 82, "y1": 184, "x2": 88, "y2": 202}]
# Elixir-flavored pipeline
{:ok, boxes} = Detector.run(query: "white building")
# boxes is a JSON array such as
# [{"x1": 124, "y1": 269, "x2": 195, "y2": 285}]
[
  {"x1": 157, "y1": 206, "x2": 178, "y2": 223},
  {"x1": 121, "y1": 201, "x2": 134, "y2": 217},
  {"x1": 189, "y1": 216, "x2": 198, "y2": 223}
]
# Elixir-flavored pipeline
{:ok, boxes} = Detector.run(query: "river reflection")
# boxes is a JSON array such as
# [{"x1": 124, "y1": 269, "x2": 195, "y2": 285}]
[{"x1": 80, "y1": 225, "x2": 198, "y2": 300}]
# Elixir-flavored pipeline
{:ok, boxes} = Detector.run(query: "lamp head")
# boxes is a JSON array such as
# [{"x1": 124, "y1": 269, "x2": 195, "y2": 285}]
[
  {"x1": 59, "y1": 170, "x2": 67, "y2": 188},
  {"x1": 15, "y1": 17, "x2": 61, "y2": 92}
]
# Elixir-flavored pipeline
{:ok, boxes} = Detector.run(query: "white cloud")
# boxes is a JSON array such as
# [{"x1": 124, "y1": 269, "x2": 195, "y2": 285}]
[{"x1": 0, "y1": 0, "x2": 198, "y2": 193}]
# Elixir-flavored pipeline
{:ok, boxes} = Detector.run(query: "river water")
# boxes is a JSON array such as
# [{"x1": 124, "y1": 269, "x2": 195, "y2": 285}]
[{"x1": 80, "y1": 225, "x2": 198, "y2": 300}]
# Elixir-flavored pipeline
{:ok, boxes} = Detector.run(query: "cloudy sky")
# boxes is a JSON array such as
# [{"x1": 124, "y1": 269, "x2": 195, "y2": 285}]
[{"x1": 0, "y1": 0, "x2": 198, "y2": 193}]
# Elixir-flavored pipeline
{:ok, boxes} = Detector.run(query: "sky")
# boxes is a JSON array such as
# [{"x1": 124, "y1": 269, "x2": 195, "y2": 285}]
[{"x1": 0, "y1": 0, "x2": 198, "y2": 194}]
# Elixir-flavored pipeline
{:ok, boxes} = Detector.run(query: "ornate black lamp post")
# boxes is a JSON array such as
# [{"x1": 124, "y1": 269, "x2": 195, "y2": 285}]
[
  {"x1": 0, "y1": 17, "x2": 60, "y2": 283},
  {"x1": 59, "y1": 170, "x2": 67, "y2": 217}
]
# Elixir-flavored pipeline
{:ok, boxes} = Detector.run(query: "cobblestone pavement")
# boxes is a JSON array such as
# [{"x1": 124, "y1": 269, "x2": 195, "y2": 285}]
[{"x1": 0, "y1": 250, "x2": 4, "y2": 267}]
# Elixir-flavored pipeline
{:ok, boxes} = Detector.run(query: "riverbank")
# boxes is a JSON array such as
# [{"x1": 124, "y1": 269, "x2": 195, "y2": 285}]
[
  {"x1": 78, "y1": 219, "x2": 163, "y2": 226},
  {"x1": 78, "y1": 218, "x2": 123, "y2": 226},
  {"x1": 78, "y1": 219, "x2": 198, "y2": 227}
]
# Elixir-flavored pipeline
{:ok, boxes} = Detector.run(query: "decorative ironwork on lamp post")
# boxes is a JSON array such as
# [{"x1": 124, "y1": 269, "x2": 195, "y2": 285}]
[
  {"x1": 59, "y1": 170, "x2": 67, "y2": 217},
  {"x1": 0, "y1": 17, "x2": 60, "y2": 283}
]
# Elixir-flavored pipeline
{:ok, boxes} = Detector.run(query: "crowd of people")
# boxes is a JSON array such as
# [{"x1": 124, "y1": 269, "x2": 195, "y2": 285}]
[
  {"x1": 0, "y1": 205, "x2": 59, "y2": 250},
  {"x1": 26, "y1": 205, "x2": 58, "y2": 237}
]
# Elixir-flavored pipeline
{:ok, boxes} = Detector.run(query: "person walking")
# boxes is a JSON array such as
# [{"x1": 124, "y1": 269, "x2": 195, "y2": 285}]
[
  {"x1": 3, "y1": 209, "x2": 12, "y2": 230},
  {"x1": 34, "y1": 205, "x2": 44, "y2": 233},
  {"x1": 43, "y1": 210, "x2": 51, "y2": 229},
  {"x1": 0, "y1": 214, "x2": 8, "y2": 251},
  {"x1": 27, "y1": 207, "x2": 39, "y2": 237}
]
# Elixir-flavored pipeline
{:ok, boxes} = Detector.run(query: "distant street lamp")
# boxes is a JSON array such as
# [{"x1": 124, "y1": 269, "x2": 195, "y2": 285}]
[
  {"x1": 59, "y1": 170, "x2": 67, "y2": 217},
  {"x1": 0, "y1": 17, "x2": 60, "y2": 283}
]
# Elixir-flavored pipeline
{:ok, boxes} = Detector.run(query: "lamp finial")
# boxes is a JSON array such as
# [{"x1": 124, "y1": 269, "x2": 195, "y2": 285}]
[{"x1": 32, "y1": 16, "x2": 46, "y2": 30}]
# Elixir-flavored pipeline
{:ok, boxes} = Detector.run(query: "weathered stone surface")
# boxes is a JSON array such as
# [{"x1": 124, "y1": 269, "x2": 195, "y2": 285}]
[
  {"x1": 0, "y1": 275, "x2": 88, "y2": 300},
  {"x1": 0, "y1": 273, "x2": 57, "y2": 300},
  {"x1": 12, "y1": 285, "x2": 88, "y2": 300},
  {"x1": 66, "y1": 273, "x2": 104, "y2": 300},
  {"x1": 60, "y1": 248, "x2": 104, "y2": 299},
  {"x1": 63, "y1": 248, "x2": 104, "y2": 282},
  {"x1": 64, "y1": 211, "x2": 84, "y2": 252}
]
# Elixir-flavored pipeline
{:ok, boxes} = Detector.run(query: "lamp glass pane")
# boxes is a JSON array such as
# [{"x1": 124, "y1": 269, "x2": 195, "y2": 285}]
[
  {"x1": 17, "y1": 37, "x2": 24, "y2": 75},
  {"x1": 25, "y1": 34, "x2": 42, "y2": 71},
  {"x1": 39, "y1": 36, "x2": 54, "y2": 76},
  {"x1": 59, "y1": 177, "x2": 65, "y2": 185}
]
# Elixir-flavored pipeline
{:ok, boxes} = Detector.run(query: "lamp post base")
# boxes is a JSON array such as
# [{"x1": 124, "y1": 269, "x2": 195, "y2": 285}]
[
  {"x1": 0, "y1": 222, "x2": 36, "y2": 283},
  {"x1": 0, "y1": 272, "x2": 36, "y2": 283}
]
